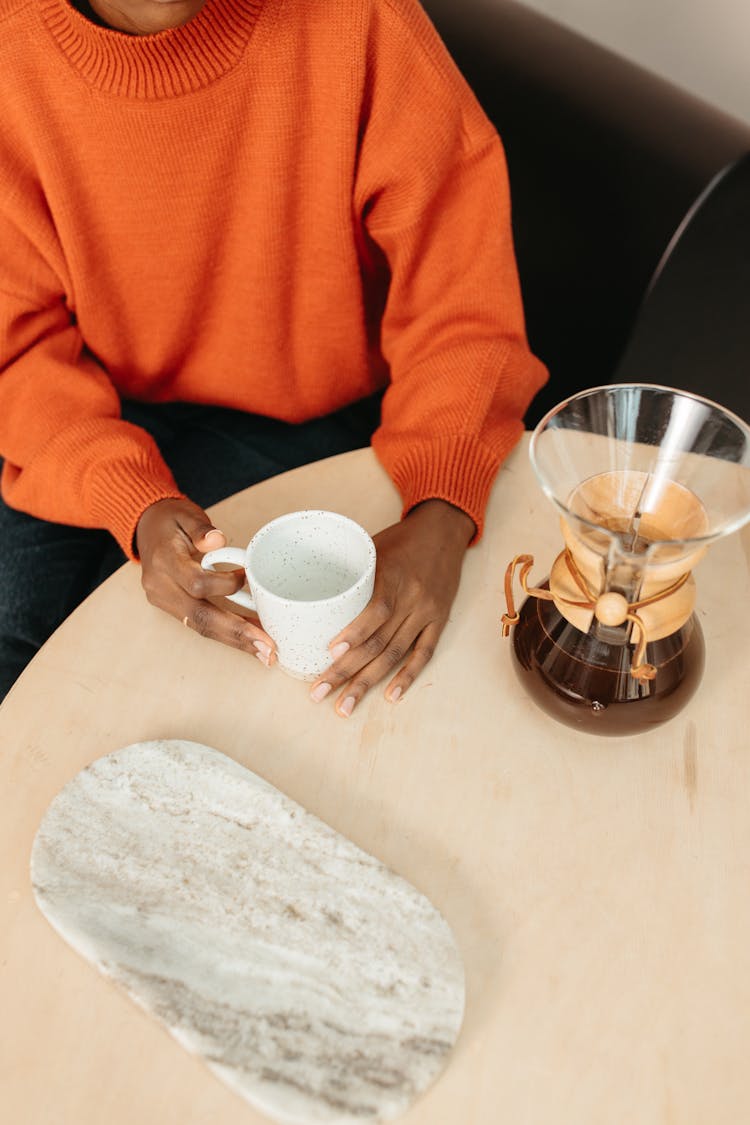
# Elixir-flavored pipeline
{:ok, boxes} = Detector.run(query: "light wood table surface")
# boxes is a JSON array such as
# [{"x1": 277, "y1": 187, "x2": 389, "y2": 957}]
[{"x1": 2, "y1": 438, "x2": 750, "y2": 1125}]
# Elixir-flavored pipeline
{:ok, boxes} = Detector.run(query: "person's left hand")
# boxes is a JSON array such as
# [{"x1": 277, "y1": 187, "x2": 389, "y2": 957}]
[{"x1": 308, "y1": 499, "x2": 475, "y2": 717}]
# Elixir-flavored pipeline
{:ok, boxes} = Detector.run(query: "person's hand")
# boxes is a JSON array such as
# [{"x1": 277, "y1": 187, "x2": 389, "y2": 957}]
[
  {"x1": 136, "y1": 497, "x2": 277, "y2": 667},
  {"x1": 308, "y1": 499, "x2": 475, "y2": 717}
]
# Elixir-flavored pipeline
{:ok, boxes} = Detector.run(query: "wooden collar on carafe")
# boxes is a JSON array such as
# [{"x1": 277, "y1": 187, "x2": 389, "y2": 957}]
[{"x1": 501, "y1": 550, "x2": 692, "y2": 681}]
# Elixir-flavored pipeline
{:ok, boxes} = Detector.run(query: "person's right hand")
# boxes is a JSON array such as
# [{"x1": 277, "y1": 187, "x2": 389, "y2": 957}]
[{"x1": 135, "y1": 497, "x2": 277, "y2": 667}]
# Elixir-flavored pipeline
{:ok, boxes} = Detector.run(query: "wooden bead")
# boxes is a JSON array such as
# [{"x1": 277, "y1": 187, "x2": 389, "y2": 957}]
[{"x1": 594, "y1": 592, "x2": 629, "y2": 626}]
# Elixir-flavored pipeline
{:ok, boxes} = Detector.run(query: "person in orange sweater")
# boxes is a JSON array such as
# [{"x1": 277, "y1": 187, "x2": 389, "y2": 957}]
[{"x1": 0, "y1": 0, "x2": 547, "y2": 709}]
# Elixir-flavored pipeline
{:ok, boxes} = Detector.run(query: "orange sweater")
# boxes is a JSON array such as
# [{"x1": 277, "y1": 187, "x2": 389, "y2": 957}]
[{"x1": 0, "y1": 0, "x2": 546, "y2": 556}]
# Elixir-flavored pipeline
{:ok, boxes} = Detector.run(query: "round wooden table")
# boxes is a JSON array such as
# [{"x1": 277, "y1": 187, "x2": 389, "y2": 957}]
[{"x1": 2, "y1": 438, "x2": 750, "y2": 1124}]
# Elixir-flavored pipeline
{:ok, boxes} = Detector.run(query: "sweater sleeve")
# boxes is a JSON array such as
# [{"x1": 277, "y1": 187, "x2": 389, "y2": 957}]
[
  {"x1": 355, "y1": 0, "x2": 548, "y2": 539},
  {"x1": 0, "y1": 217, "x2": 185, "y2": 558}
]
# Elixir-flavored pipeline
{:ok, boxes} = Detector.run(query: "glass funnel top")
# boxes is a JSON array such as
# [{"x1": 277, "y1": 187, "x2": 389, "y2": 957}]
[{"x1": 530, "y1": 384, "x2": 750, "y2": 566}]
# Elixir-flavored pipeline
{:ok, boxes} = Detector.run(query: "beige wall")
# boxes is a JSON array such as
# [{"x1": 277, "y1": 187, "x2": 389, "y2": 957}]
[{"x1": 513, "y1": 0, "x2": 750, "y2": 124}]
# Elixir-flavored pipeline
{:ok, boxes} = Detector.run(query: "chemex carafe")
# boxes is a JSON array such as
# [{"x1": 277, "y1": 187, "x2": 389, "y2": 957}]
[{"x1": 502, "y1": 384, "x2": 750, "y2": 735}]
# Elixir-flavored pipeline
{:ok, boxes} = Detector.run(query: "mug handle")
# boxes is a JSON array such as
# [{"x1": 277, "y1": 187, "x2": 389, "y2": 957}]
[{"x1": 201, "y1": 547, "x2": 256, "y2": 611}]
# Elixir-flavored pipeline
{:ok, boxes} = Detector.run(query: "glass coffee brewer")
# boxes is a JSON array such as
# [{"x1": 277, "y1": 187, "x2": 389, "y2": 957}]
[{"x1": 502, "y1": 384, "x2": 750, "y2": 735}]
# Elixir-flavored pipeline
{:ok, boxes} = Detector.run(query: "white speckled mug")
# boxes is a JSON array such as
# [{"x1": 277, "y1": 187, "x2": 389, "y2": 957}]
[{"x1": 201, "y1": 510, "x2": 376, "y2": 680}]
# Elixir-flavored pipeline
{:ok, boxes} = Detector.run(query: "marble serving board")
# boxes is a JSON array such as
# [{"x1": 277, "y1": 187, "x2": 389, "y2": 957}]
[{"x1": 31, "y1": 740, "x2": 465, "y2": 1124}]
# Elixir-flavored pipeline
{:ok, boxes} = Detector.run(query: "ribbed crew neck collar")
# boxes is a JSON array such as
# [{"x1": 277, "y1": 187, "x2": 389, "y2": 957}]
[{"x1": 39, "y1": 0, "x2": 264, "y2": 98}]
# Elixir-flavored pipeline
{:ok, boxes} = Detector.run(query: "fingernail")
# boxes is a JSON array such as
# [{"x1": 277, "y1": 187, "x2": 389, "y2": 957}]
[
  {"x1": 338, "y1": 695, "x2": 356, "y2": 718},
  {"x1": 387, "y1": 686, "x2": 402, "y2": 703},
  {"x1": 310, "y1": 682, "x2": 332, "y2": 703},
  {"x1": 204, "y1": 529, "x2": 224, "y2": 544},
  {"x1": 329, "y1": 641, "x2": 350, "y2": 661},
  {"x1": 255, "y1": 652, "x2": 270, "y2": 668},
  {"x1": 253, "y1": 641, "x2": 272, "y2": 660}
]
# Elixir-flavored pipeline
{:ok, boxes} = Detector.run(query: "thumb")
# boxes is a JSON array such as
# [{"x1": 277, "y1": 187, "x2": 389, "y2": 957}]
[
  {"x1": 172, "y1": 501, "x2": 227, "y2": 553},
  {"x1": 193, "y1": 525, "x2": 226, "y2": 554}
]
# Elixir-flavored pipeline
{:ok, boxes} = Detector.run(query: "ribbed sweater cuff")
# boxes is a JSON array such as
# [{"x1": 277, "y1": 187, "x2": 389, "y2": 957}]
[
  {"x1": 87, "y1": 456, "x2": 186, "y2": 560},
  {"x1": 374, "y1": 427, "x2": 524, "y2": 543}
]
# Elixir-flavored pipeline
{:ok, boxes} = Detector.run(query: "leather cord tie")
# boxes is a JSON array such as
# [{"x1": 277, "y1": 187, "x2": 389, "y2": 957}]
[{"x1": 501, "y1": 551, "x2": 690, "y2": 681}]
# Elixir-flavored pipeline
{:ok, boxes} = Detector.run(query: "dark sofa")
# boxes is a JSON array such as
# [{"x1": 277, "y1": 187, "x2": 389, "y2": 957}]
[{"x1": 422, "y1": 0, "x2": 750, "y2": 424}]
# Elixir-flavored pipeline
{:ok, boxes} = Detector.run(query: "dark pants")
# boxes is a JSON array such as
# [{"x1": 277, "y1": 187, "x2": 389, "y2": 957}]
[{"x1": 0, "y1": 396, "x2": 381, "y2": 702}]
